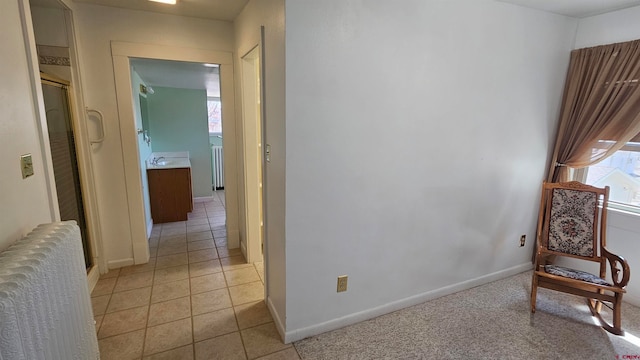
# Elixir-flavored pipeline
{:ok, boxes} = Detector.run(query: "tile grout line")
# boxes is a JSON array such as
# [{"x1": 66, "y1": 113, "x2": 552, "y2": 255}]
[
  {"x1": 139, "y1": 222, "x2": 163, "y2": 359},
  {"x1": 100, "y1": 197, "x2": 266, "y2": 359},
  {"x1": 188, "y1": 236, "x2": 196, "y2": 360},
  {"x1": 145, "y1": 223, "x2": 192, "y2": 358}
]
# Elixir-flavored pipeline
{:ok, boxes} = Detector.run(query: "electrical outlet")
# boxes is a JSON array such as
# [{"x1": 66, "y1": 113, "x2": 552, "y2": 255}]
[
  {"x1": 337, "y1": 275, "x2": 348, "y2": 292},
  {"x1": 520, "y1": 235, "x2": 526, "y2": 247},
  {"x1": 20, "y1": 154, "x2": 34, "y2": 179}
]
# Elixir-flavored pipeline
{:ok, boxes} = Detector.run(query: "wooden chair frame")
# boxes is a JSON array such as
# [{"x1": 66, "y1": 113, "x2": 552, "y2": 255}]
[{"x1": 530, "y1": 181, "x2": 630, "y2": 335}]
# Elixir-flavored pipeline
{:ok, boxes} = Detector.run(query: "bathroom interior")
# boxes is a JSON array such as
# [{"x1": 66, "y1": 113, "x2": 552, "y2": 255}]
[{"x1": 130, "y1": 58, "x2": 225, "y2": 234}]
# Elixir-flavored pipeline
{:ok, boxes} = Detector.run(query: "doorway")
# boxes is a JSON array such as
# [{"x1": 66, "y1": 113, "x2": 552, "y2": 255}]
[
  {"x1": 24, "y1": 0, "x2": 105, "y2": 282},
  {"x1": 111, "y1": 42, "x2": 240, "y2": 265},
  {"x1": 241, "y1": 46, "x2": 265, "y2": 263},
  {"x1": 41, "y1": 74, "x2": 91, "y2": 268},
  {"x1": 130, "y1": 58, "x2": 226, "y2": 230}
]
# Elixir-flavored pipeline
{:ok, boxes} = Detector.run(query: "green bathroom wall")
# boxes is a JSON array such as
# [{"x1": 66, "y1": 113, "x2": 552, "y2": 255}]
[
  {"x1": 147, "y1": 86, "x2": 212, "y2": 198},
  {"x1": 209, "y1": 135, "x2": 223, "y2": 146}
]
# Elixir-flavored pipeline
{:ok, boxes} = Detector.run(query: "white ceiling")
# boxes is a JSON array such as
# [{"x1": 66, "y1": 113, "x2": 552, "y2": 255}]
[
  {"x1": 71, "y1": 0, "x2": 248, "y2": 21},
  {"x1": 496, "y1": 0, "x2": 640, "y2": 18},
  {"x1": 31, "y1": 0, "x2": 640, "y2": 97},
  {"x1": 32, "y1": 0, "x2": 640, "y2": 20},
  {"x1": 131, "y1": 58, "x2": 221, "y2": 98}
]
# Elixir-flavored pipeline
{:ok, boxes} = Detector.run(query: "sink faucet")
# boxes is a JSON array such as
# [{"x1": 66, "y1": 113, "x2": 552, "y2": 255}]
[{"x1": 151, "y1": 156, "x2": 165, "y2": 165}]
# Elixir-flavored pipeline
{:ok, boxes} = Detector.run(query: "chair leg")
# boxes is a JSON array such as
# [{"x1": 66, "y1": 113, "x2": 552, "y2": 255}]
[
  {"x1": 587, "y1": 296, "x2": 624, "y2": 336},
  {"x1": 613, "y1": 293, "x2": 623, "y2": 335},
  {"x1": 588, "y1": 298, "x2": 600, "y2": 317},
  {"x1": 595, "y1": 289, "x2": 604, "y2": 313},
  {"x1": 530, "y1": 273, "x2": 538, "y2": 313}
]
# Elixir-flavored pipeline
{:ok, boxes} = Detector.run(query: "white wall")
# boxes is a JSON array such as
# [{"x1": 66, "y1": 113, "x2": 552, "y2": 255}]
[
  {"x1": 0, "y1": 1, "x2": 54, "y2": 250},
  {"x1": 73, "y1": 3, "x2": 234, "y2": 266},
  {"x1": 30, "y1": 6, "x2": 68, "y2": 47},
  {"x1": 564, "y1": 5, "x2": 640, "y2": 306},
  {"x1": 234, "y1": 0, "x2": 287, "y2": 336},
  {"x1": 30, "y1": 6, "x2": 72, "y2": 82},
  {"x1": 284, "y1": 0, "x2": 578, "y2": 340},
  {"x1": 604, "y1": 210, "x2": 640, "y2": 305},
  {"x1": 575, "y1": 5, "x2": 640, "y2": 49}
]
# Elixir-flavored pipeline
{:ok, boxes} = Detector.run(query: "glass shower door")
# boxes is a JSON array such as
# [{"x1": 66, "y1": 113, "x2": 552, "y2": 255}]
[{"x1": 41, "y1": 78, "x2": 91, "y2": 269}]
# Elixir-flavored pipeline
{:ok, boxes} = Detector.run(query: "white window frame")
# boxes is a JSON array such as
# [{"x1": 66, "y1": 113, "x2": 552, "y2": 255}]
[
  {"x1": 207, "y1": 96, "x2": 222, "y2": 136},
  {"x1": 574, "y1": 141, "x2": 640, "y2": 215}
]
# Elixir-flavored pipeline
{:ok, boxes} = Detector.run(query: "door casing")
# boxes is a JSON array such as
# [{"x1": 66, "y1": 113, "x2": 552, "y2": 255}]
[
  {"x1": 240, "y1": 45, "x2": 265, "y2": 264},
  {"x1": 111, "y1": 42, "x2": 239, "y2": 266}
]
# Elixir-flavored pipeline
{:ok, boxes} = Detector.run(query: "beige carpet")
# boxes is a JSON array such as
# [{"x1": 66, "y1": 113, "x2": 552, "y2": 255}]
[{"x1": 294, "y1": 271, "x2": 640, "y2": 359}]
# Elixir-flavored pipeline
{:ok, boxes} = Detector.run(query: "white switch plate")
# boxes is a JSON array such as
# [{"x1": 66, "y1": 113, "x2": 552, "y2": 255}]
[{"x1": 20, "y1": 154, "x2": 34, "y2": 179}]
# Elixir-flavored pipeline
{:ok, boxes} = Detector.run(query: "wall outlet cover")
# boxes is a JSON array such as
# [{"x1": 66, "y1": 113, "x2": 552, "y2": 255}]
[
  {"x1": 20, "y1": 154, "x2": 34, "y2": 179},
  {"x1": 337, "y1": 275, "x2": 348, "y2": 292}
]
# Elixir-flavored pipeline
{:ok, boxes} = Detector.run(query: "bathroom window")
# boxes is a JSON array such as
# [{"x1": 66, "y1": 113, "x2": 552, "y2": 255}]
[{"x1": 207, "y1": 97, "x2": 222, "y2": 134}]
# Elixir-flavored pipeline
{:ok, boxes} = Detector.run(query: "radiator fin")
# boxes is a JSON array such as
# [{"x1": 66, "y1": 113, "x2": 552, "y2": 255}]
[
  {"x1": 212, "y1": 145, "x2": 224, "y2": 190},
  {"x1": 0, "y1": 221, "x2": 99, "y2": 360}
]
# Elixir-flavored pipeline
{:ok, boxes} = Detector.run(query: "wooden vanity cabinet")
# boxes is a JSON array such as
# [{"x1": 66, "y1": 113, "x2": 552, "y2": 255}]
[{"x1": 147, "y1": 167, "x2": 193, "y2": 223}]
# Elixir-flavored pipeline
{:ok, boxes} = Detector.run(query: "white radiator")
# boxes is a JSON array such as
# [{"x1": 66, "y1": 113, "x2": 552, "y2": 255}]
[
  {"x1": 0, "y1": 221, "x2": 99, "y2": 360},
  {"x1": 212, "y1": 145, "x2": 224, "y2": 190}
]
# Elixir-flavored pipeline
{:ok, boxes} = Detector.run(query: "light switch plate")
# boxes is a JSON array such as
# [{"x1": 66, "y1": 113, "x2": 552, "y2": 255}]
[{"x1": 20, "y1": 154, "x2": 34, "y2": 179}]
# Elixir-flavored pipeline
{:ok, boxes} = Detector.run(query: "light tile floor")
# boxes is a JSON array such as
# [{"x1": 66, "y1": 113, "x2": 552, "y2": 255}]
[{"x1": 92, "y1": 192, "x2": 299, "y2": 360}]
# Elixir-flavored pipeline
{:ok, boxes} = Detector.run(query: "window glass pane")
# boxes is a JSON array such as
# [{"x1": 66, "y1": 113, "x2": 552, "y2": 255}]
[
  {"x1": 208, "y1": 98, "x2": 222, "y2": 133},
  {"x1": 584, "y1": 147, "x2": 640, "y2": 205}
]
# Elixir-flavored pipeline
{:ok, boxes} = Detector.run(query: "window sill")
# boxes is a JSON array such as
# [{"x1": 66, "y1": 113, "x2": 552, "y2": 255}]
[
  {"x1": 606, "y1": 204, "x2": 640, "y2": 233},
  {"x1": 607, "y1": 202, "x2": 640, "y2": 216}
]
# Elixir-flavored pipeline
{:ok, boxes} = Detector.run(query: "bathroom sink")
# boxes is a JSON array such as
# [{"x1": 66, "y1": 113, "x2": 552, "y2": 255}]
[{"x1": 147, "y1": 156, "x2": 191, "y2": 169}]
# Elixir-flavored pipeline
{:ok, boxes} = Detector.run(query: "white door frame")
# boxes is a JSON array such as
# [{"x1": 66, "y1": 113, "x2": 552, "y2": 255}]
[
  {"x1": 111, "y1": 41, "x2": 239, "y2": 264},
  {"x1": 240, "y1": 45, "x2": 265, "y2": 263}
]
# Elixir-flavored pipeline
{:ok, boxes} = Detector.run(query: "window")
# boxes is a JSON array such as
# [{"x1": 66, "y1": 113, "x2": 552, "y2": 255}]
[
  {"x1": 577, "y1": 135, "x2": 640, "y2": 211},
  {"x1": 207, "y1": 97, "x2": 222, "y2": 134}
]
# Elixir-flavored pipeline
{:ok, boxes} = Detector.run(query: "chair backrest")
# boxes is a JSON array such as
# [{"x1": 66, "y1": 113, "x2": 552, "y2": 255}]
[{"x1": 538, "y1": 181, "x2": 609, "y2": 261}]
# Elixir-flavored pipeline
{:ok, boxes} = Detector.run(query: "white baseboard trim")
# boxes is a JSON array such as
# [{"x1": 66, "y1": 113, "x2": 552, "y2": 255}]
[
  {"x1": 267, "y1": 296, "x2": 287, "y2": 342},
  {"x1": 283, "y1": 263, "x2": 533, "y2": 343},
  {"x1": 624, "y1": 294, "x2": 640, "y2": 307},
  {"x1": 87, "y1": 265, "x2": 100, "y2": 293},
  {"x1": 228, "y1": 228, "x2": 240, "y2": 249},
  {"x1": 108, "y1": 258, "x2": 134, "y2": 269},
  {"x1": 133, "y1": 238, "x2": 151, "y2": 265},
  {"x1": 240, "y1": 241, "x2": 247, "y2": 260},
  {"x1": 147, "y1": 218, "x2": 154, "y2": 239},
  {"x1": 194, "y1": 196, "x2": 215, "y2": 203}
]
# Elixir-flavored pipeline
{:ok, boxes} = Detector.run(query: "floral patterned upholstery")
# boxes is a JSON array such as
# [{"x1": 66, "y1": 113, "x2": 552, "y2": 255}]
[
  {"x1": 547, "y1": 188, "x2": 596, "y2": 257},
  {"x1": 544, "y1": 265, "x2": 612, "y2": 286}
]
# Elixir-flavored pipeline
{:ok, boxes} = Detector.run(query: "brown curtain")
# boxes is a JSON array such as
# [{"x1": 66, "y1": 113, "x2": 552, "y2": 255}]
[{"x1": 548, "y1": 39, "x2": 640, "y2": 182}]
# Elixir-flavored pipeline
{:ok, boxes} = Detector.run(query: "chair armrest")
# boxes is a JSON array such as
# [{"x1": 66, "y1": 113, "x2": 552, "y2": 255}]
[{"x1": 602, "y1": 247, "x2": 631, "y2": 288}]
